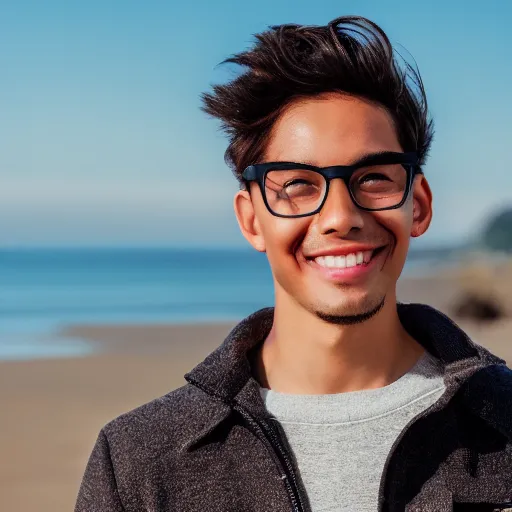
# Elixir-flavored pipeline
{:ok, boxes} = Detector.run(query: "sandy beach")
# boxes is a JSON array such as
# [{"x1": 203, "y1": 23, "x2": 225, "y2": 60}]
[{"x1": 1, "y1": 274, "x2": 511, "y2": 511}]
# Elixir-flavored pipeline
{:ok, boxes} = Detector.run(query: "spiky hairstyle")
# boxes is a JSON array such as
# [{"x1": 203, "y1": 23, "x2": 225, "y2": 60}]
[{"x1": 201, "y1": 16, "x2": 434, "y2": 186}]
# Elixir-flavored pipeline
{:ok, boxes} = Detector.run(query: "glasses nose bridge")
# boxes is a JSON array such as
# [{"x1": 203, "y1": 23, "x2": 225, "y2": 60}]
[
  {"x1": 321, "y1": 173, "x2": 359, "y2": 215},
  {"x1": 323, "y1": 166, "x2": 355, "y2": 203},
  {"x1": 316, "y1": 170, "x2": 364, "y2": 233}
]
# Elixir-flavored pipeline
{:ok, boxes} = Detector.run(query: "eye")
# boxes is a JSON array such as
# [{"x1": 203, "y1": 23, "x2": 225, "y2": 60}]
[
  {"x1": 283, "y1": 178, "x2": 314, "y2": 188},
  {"x1": 358, "y1": 173, "x2": 392, "y2": 184}
]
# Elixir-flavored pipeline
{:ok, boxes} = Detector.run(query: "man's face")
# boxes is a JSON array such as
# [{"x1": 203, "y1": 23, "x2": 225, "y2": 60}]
[{"x1": 235, "y1": 93, "x2": 432, "y2": 323}]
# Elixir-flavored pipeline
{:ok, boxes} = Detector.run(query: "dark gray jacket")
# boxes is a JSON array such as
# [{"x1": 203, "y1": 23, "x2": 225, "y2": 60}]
[{"x1": 75, "y1": 304, "x2": 512, "y2": 511}]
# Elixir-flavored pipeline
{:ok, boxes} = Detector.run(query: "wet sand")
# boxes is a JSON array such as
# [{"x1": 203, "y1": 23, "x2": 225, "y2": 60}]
[{"x1": 1, "y1": 274, "x2": 511, "y2": 511}]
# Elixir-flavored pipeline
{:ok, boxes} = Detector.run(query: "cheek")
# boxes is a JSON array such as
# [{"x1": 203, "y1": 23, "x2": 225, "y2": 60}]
[
  {"x1": 256, "y1": 211, "x2": 310, "y2": 262},
  {"x1": 373, "y1": 206, "x2": 413, "y2": 259},
  {"x1": 375, "y1": 198, "x2": 413, "y2": 237},
  {"x1": 266, "y1": 220, "x2": 309, "y2": 256}
]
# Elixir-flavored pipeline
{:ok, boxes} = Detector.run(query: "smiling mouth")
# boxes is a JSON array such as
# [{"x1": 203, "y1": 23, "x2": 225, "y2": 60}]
[{"x1": 306, "y1": 246, "x2": 387, "y2": 270}]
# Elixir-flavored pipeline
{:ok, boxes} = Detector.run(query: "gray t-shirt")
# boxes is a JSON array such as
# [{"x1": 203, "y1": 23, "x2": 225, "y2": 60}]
[{"x1": 260, "y1": 351, "x2": 446, "y2": 511}]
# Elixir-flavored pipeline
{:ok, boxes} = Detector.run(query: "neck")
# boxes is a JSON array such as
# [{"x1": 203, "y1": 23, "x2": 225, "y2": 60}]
[{"x1": 254, "y1": 293, "x2": 424, "y2": 395}]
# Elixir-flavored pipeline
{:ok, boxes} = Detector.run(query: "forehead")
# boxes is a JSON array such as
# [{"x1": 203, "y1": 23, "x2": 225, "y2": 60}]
[{"x1": 264, "y1": 93, "x2": 402, "y2": 165}]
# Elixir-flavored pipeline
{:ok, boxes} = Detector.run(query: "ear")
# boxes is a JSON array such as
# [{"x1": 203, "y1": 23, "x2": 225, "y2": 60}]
[
  {"x1": 410, "y1": 175, "x2": 433, "y2": 238},
  {"x1": 233, "y1": 186, "x2": 266, "y2": 252}
]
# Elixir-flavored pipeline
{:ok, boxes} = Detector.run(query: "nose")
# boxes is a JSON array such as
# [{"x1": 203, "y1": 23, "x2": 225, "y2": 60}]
[{"x1": 316, "y1": 178, "x2": 365, "y2": 235}]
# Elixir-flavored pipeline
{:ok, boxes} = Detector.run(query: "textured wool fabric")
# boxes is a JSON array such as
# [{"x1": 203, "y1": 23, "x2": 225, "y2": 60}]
[
  {"x1": 75, "y1": 304, "x2": 512, "y2": 512},
  {"x1": 260, "y1": 352, "x2": 446, "y2": 511}
]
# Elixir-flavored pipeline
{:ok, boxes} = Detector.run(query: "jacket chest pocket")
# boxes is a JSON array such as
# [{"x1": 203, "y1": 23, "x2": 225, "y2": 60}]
[{"x1": 453, "y1": 503, "x2": 512, "y2": 511}]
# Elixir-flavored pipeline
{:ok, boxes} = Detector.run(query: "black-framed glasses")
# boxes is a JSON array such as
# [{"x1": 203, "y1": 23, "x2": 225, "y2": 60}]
[{"x1": 242, "y1": 151, "x2": 422, "y2": 218}]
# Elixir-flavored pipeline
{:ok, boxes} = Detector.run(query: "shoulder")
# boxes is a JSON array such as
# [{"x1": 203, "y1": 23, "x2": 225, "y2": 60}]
[
  {"x1": 104, "y1": 383, "x2": 207, "y2": 431},
  {"x1": 461, "y1": 364, "x2": 512, "y2": 439},
  {"x1": 78, "y1": 384, "x2": 231, "y2": 509},
  {"x1": 100, "y1": 383, "x2": 226, "y2": 462}
]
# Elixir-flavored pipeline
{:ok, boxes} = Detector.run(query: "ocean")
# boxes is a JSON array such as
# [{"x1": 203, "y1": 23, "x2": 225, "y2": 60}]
[{"x1": 0, "y1": 246, "x2": 458, "y2": 360}]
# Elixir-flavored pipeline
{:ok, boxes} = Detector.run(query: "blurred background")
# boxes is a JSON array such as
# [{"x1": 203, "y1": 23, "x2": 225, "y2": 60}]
[{"x1": 1, "y1": 0, "x2": 511, "y2": 510}]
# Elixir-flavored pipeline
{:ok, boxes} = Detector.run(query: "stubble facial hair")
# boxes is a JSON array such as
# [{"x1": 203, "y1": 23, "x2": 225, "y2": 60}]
[{"x1": 315, "y1": 296, "x2": 386, "y2": 325}]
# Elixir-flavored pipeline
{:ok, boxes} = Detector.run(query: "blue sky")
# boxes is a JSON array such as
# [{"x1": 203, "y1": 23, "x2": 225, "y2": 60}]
[{"x1": 1, "y1": 0, "x2": 511, "y2": 247}]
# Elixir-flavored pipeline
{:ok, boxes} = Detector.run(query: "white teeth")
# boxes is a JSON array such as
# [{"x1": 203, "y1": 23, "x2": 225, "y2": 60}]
[
  {"x1": 346, "y1": 253, "x2": 357, "y2": 268},
  {"x1": 314, "y1": 251, "x2": 372, "y2": 269},
  {"x1": 334, "y1": 255, "x2": 346, "y2": 268}
]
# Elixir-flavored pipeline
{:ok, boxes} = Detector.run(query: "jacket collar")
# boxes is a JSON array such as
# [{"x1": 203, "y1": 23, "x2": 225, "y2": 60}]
[
  {"x1": 185, "y1": 302, "x2": 505, "y2": 410},
  {"x1": 185, "y1": 307, "x2": 274, "y2": 407}
]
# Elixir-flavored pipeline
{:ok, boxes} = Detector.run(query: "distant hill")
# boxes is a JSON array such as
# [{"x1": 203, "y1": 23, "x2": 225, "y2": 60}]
[{"x1": 482, "y1": 208, "x2": 512, "y2": 253}]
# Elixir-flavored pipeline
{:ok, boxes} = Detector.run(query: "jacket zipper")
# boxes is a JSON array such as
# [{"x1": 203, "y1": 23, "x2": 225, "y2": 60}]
[{"x1": 234, "y1": 404, "x2": 310, "y2": 512}]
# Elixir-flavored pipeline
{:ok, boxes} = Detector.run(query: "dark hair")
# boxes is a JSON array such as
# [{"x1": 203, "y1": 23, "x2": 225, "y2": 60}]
[{"x1": 201, "y1": 15, "x2": 434, "y2": 187}]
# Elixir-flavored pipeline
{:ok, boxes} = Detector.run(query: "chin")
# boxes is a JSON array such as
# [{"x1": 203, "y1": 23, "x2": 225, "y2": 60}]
[{"x1": 307, "y1": 293, "x2": 386, "y2": 325}]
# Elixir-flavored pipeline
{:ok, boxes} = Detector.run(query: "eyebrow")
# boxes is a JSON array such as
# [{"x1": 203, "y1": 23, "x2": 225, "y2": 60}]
[{"x1": 286, "y1": 151, "x2": 407, "y2": 168}]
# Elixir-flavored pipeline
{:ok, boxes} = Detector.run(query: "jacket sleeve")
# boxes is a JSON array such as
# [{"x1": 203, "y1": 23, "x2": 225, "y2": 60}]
[{"x1": 75, "y1": 429, "x2": 125, "y2": 512}]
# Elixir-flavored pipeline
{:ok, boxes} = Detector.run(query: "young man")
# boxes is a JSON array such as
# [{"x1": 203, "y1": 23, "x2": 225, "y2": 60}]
[{"x1": 76, "y1": 16, "x2": 512, "y2": 512}]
